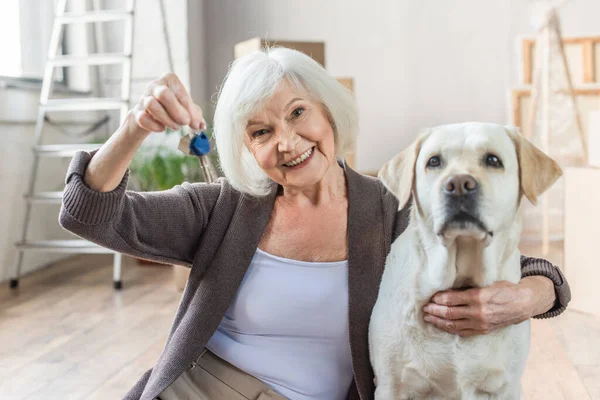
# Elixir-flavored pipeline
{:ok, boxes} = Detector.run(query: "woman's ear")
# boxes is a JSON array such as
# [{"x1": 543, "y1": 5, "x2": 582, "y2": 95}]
[
  {"x1": 378, "y1": 130, "x2": 429, "y2": 209},
  {"x1": 505, "y1": 125, "x2": 563, "y2": 205}
]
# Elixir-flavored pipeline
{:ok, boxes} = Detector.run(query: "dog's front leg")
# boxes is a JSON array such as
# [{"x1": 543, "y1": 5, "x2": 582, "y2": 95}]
[
  {"x1": 374, "y1": 369, "x2": 434, "y2": 400},
  {"x1": 461, "y1": 370, "x2": 516, "y2": 400},
  {"x1": 373, "y1": 378, "x2": 396, "y2": 400},
  {"x1": 374, "y1": 379, "x2": 419, "y2": 400}
]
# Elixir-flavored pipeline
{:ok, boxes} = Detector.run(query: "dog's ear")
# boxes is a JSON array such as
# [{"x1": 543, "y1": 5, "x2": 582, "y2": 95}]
[
  {"x1": 505, "y1": 126, "x2": 563, "y2": 205},
  {"x1": 378, "y1": 130, "x2": 429, "y2": 209}
]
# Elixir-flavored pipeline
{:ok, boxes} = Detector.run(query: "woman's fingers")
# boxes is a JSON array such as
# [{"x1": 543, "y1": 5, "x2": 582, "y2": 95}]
[
  {"x1": 431, "y1": 289, "x2": 477, "y2": 306},
  {"x1": 164, "y1": 75, "x2": 204, "y2": 130},
  {"x1": 133, "y1": 104, "x2": 166, "y2": 133},
  {"x1": 422, "y1": 303, "x2": 473, "y2": 320},
  {"x1": 423, "y1": 315, "x2": 476, "y2": 331},
  {"x1": 423, "y1": 313, "x2": 501, "y2": 336},
  {"x1": 189, "y1": 103, "x2": 205, "y2": 130},
  {"x1": 150, "y1": 83, "x2": 191, "y2": 126},
  {"x1": 133, "y1": 73, "x2": 205, "y2": 133},
  {"x1": 143, "y1": 96, "x2": 180, "y2": 130}
]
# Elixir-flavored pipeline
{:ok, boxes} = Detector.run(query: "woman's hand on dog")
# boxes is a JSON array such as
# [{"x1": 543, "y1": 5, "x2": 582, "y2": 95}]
[{"x1": 421, "y1": 278, "x2": 553, "y2": 337}]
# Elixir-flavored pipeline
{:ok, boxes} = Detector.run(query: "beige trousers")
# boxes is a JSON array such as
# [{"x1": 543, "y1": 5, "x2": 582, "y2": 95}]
[{"x1": 157, "y1": 349, "x2": 288, "y2": 400}]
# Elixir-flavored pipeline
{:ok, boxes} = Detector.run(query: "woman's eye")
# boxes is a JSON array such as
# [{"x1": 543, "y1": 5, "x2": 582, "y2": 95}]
[
  {"x1": 291, "y1": 107, "x2": 304, "y2": 118},
  {"x1": 426, "y1": 156, "x2": 441, "y2": 168},
  {"x1": 252, "y1": 129, "x2": 269, "y2": 138},
  {"x1": 485, "y1": 154, "x2": 503, "y2": 168}
]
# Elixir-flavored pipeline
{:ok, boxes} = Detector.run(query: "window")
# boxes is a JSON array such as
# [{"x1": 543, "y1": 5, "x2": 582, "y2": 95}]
[{"x1": 0, "y1": 1, "x2": 22, "y2": 77}]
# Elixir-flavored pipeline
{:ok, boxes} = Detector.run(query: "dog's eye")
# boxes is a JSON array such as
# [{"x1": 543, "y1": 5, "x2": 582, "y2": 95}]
[
  {"x1": 485, "y1": 154, "x2": 503, "y2": 168},
  {"x1": 426, "y1": 156, "x2": 441, "y2": 168}
]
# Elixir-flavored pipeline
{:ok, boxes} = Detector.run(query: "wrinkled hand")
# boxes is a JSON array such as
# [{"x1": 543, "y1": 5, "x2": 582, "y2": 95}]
[
  {"x1": 131, "y1": 73, "x2": 205, "y2": 134},
  {"x1": 422, "y1": 281, "x2": 533, "y2": 337}
]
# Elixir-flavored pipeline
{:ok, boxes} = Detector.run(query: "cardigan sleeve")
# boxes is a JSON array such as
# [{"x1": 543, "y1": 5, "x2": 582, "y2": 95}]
[
  {"x1": 59, "y1": 149, "x2": 222, "y2": 267},
  {"x1": 520, "y1": 255, "x2": 571, "y2": 319}
]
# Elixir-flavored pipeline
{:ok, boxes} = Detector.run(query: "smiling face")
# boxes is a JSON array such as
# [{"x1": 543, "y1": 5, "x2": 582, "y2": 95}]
[
  {"x1": 243, "y1": 81, "x2": 339, "y2": 190},
  {"x1": 414, "y1": 123, "x2": 521, "y2": 241}
]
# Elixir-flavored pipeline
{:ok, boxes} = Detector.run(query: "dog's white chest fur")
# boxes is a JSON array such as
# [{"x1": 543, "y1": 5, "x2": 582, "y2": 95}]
[{"x1": 369, "y1": 225, "x2": 530, "y2": 400}]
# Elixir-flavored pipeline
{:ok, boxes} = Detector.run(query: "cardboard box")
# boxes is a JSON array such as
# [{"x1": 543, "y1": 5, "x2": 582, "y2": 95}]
[
  {"x1": 336, "y1": 77, "x2": 356, "y2": 169},
  {"x1": 235, "y1": 37, "x2": 325, "y2": 67},
  {"x1": 336, "y1": 77, "x2": 354, "y2": 93},
  {"x1": 564, "y1": 166, "x2": 600, "y2": 316}
]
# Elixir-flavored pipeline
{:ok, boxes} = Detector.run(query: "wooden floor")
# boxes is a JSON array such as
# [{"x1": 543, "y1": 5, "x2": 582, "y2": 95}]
[{"x1": 1, "y1": 252, "x2": 598, "y2": 400}]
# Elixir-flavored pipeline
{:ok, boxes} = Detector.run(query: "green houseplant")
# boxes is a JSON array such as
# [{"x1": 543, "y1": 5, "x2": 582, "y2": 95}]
[
  {"x1": 128, "y1": 126, "x2": 219, "y2": 284},
  {"x1": 129, "y1": 127, "x2": 210, "y2": 191}
]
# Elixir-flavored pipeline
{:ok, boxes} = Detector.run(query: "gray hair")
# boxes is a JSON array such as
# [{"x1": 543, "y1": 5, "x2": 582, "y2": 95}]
[{"x1": 212, "y1": 47, "x2": 358, "y2": 197}]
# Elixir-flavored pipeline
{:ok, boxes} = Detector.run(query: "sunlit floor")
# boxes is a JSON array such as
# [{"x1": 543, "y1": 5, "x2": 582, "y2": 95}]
[{"x1": 1, "y1": 246, "x2": 598, "y2": 400}]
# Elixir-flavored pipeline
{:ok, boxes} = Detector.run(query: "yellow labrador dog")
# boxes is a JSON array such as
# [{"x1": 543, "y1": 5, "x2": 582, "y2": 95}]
[{"x1": 369, "y1": 122, "x2": 562, "y2": 399}]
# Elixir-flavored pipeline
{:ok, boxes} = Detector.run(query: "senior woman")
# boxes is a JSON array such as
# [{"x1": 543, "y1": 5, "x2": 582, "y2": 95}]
[{"x1": 59, "y1": 48, "x2": 570, "y2": 400}]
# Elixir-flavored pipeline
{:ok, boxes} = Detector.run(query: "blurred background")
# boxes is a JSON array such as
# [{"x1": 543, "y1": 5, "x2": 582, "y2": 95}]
[{"x1": 0, "y1": 0, "x2": 599, "y2": 399}]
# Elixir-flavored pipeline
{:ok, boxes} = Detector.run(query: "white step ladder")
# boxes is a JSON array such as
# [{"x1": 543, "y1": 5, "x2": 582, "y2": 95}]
[{"x1": 10, "y1": 0, "x2": 135, "y2": 290}]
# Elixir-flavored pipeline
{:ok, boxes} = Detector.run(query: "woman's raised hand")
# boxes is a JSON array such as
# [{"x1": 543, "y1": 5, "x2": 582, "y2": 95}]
[
  {"x1": 131, "y1": 73, "x2": 205, "y2": 134},
  {"x1": 83, "y1": 73, "x2": 205, "y2": 192}
]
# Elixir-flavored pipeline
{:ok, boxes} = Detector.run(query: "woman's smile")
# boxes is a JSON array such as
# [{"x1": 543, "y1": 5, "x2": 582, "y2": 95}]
[{"x1": 282, "y1": 146, "x2": 316, "y2": 169}]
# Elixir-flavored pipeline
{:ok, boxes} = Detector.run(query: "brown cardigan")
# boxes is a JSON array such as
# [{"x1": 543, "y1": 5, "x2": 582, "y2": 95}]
[{"x1": 59, "y1": 150, "x2": 570, "y2": 400}]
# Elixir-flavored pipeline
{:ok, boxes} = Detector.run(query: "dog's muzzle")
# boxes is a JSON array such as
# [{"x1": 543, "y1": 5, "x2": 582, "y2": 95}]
[{"x1": 439, "y1": 174, "x2": 491, "y2": 237}]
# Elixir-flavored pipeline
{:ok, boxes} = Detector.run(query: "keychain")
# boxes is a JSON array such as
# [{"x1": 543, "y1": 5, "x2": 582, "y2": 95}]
[{"x1": 178, "y1": 128, "x2": 219, "y2": 184}]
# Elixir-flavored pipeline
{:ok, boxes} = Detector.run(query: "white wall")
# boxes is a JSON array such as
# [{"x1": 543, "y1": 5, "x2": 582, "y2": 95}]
[
  {"x1": 187, "y1": 0, "x2": 208, "y2": 112},
  {"x1": 200, "y1": 0, "x2": 600, "y2": 173},
  {"x1": 0, "y1": 0, "x2": 190, "y2": 284}
]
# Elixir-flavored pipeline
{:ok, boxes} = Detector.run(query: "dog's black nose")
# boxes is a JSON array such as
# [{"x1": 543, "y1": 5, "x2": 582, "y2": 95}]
[{"x1": 443, "y1": 174, "x2": 478, "y2": 196}]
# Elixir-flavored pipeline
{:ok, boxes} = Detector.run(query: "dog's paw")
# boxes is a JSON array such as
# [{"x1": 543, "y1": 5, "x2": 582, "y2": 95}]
[{"x1": 465, "y1": 370, "x2": 511, "y2": 400}]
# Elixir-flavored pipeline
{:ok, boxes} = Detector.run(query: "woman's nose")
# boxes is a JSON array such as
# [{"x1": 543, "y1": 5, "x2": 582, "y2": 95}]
[{"x1": 277, "y1": 129, "x2": 300, "y2": 152}]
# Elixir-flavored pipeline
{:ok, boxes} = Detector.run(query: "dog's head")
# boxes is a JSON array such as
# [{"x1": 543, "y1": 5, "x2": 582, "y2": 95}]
[{"x1": 379, "y1": 122, "x2": 562, "y2": 243}]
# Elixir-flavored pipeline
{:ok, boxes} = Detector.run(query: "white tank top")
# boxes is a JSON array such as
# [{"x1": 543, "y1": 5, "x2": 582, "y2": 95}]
[{"x1": 206, "y1": 247, "x2": 353, "y2": 400}]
